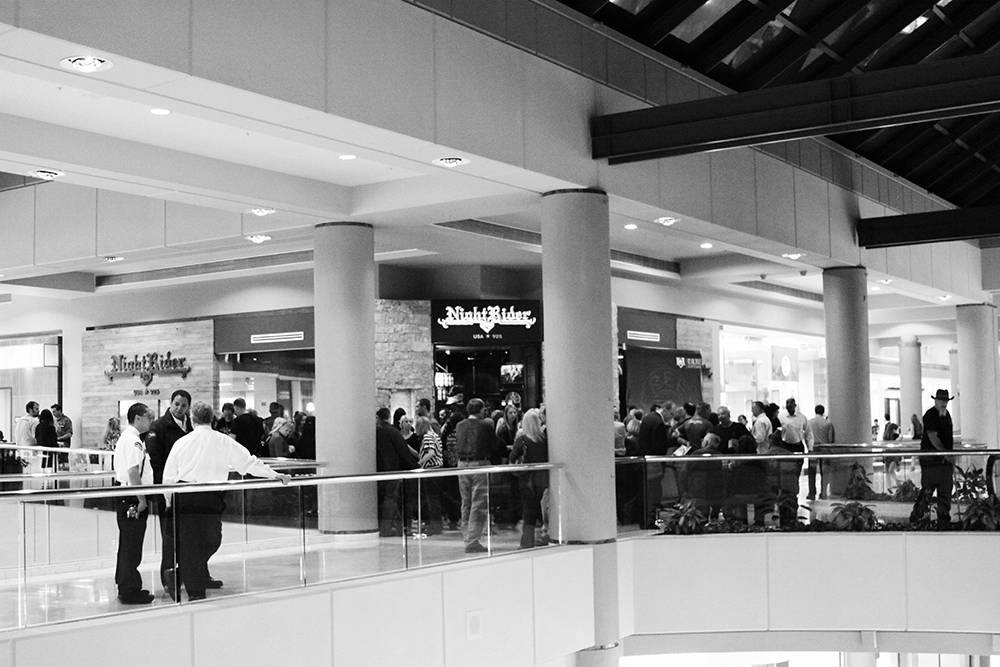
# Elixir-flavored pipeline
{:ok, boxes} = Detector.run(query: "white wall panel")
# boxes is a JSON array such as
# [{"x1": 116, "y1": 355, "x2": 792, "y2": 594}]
[
  {"x1": 442, "y1": 557, "x2": 534, "y2": 667},
  {"x1": 907, "y1": 534, "x2": 1000, "y2": 633},
  {"x1": 524, "y1": 60, "x2": 598, "y2": 187},
  {"x1": 97, "y1": 191, "x2": 166, "y2": 255},
  {"x1": 532, "y1": 549, "x2": 594, "y2": 664},
  {"x1": 768, "y1": 534, "x2": 907, "y2": 631},
  {"x1": 617, "y1": 540, "x2": 635, "y2": 638},
  {"x1": 17, "y1": 0, "x2": 191, "y2": 73},
  {"x1": 754, "y1": 152, "x2": 795, "y2": 244},
  {"x1": 34, "y1": 182, "x2": 96, "y2": 264},
  {"x1": 15, "y1": 614, "x2": 192, "y2": 667},
  {"x1": 326, "y1": 0, "x2": 435, "y2": 142},
  {"x1": 711, "y1": 149, "x2": 757, "y2": 235},
  {"x1": 794, "y1": 170, "x2": 831, "y2": 256},
  {"x1": 632, "y1": 535, "x2": 768, "y2": 634},
  {"x1": 0, "y1": 639, "x2": 10, "y2": 667},
  {"x1": 0, "y1": 187, "x2": 35, "y2": 270},
  {"x1": 659, "y1": 154, "x2": 712, "y2": 223},
  {"x1": 435, "y1": 19, "x2": 526, "y2": 168},
  {"x1": 966, "y1": 242, "x2": 983, "y2": 293},
  {"x1": 829, "y1": 185, "x2": 861, "y2": 265},
  {"x1": 193, "y1": 592, "x2": 331, "y2": 667},
  {"x1": 191, "y1": 0, "x2": 326, "y2": 109},
  {"x1": 980, "y1": 247, "x2": 1000, "y2": 291},
  {"x1": 165, "y1": 202, "x2": 241, "y2": 246},
  {"x1": 333, "y1": 573, "x2": 444, "y2": 667},
  {"x1": 910, "y1": 244, "x2": 936, "y2": 291},
  {"x1": 887, "y1": 247, "x2": 912, "y2": 281}
]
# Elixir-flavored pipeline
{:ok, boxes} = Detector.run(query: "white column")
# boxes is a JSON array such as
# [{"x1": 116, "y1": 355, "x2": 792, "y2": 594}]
[
  {"x1": 948, "y1": 347, "x2": 961, "y2": 433},
  {"x1": 540, "y1": 189, "x2": 620, "y2": 667},
  {"x1": 314, "y1": 222, "x2": 377, "y2": 534},
  {"x1": 899, "y1": 335, "x2": 922, "y2": 432},
  {"x1": 956, "y1": 303, "x2": 1000, "y2": 447},
  {"x1": 842, "y1": 653, "x2": 877, "y2": 667},
  {"x1": 823, "y1": 267, "x2": 872, "y2": 444}
]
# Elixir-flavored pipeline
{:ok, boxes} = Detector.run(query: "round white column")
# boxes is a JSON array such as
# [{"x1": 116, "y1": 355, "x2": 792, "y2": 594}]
[
  {"x1": 314, "y1": 222, "x2": 377, "y2": 534},
  {"x1": 948, "y1": 347, "x2": 961, "y2": 433},
  {"x1": 899, "y1": 335, "x2": 922, "y2": 431},
  {"x1": 541, "y1": 189, "x2": 620, "y2": 667},
  {"x1": 822, "y1": 267, "x2": 872, "y2": 444},
  {"x1": 956, "y1": 303, "x2": 1000, "y2": 447}
]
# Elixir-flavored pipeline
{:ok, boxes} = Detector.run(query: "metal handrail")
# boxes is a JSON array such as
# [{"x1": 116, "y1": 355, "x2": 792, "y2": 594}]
[
  {"x1": 0, "y1": 471, "x2": 114, "y2": 483},
  {"x1": 0, "y1": 462, "x2": 563, "y2": 502},
  {"x1": 626, "y1": 448, "x2": 1000, "y2": 463},
  {"x1": 0, "y1": 443, "x2": 112, "y2": 456}
]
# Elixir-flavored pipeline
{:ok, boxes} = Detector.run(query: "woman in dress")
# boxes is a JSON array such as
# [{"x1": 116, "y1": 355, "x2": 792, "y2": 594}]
[
  {"x1": 35, "y1": 409, "x2": 59, "y2": 469},
  {"x1": 414, "y1": 417, "x2": 443, "y2": 535}
]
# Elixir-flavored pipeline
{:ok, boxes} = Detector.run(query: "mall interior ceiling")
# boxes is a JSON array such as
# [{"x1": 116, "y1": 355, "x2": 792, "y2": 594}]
[{"x1": 0, "y1": 0, "x2": 997, "y2": 340}]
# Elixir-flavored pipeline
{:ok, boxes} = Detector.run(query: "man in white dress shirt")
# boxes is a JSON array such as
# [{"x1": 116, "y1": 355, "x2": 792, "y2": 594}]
[
  {"x1": 163, "y1": 401, "x2": 290, "y2": 601},
  {"x1": 113, "y1": 402, "x2": 155, "y2": 604},
  {"x1": 750, "y1": 401, "x2": 772, "y2": 447}
]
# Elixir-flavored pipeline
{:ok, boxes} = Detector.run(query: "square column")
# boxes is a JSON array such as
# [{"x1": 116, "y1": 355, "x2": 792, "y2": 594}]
[{"x1": 899, "y1": 335, "x2": 922, "y2": 433}]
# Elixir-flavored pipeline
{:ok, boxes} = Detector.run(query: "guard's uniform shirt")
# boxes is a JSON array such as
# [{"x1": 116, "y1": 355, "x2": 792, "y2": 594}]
[{"x1": 113, "y1": 424, "x2": 152, "y2": 486}]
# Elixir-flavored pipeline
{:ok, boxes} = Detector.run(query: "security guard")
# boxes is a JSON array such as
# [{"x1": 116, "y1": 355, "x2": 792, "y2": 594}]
[{"x1": 113, "y1": 402, "x2": 155, "y2": 604}]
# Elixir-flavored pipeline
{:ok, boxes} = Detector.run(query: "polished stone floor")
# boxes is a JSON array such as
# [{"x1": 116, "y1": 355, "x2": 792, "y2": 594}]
[{"x1": 0, "y1": 520, "x2": 546, "y2": 631}]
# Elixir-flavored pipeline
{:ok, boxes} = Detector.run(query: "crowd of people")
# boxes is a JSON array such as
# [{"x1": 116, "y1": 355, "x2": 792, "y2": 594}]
[
  {"x1": 375, "y1": 390, "x2": 550, "y2": 552},
  {"x1": 615, "y1": 398, "x2": 836, "y2": 528},
  {"x1": 10, "y1": 400, "x2": 73, "y2": 468}
]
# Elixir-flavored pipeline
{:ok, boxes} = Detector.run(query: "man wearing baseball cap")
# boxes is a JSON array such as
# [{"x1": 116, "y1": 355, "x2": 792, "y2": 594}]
[{"x1": 915, "y1": 389, "x2": 955, "y2": 529}]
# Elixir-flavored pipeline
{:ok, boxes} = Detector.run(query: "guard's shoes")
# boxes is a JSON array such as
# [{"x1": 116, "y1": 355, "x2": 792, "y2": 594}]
[
  {"x1": 118, "y1": 590, "x2": 154, "y2": 605},
  {"x1": 464, "y1": 541, "x2": 488, "y2": 553},
  {"x1": 188, "y1": 592, "x2": 207, "y2": 601},
  {"x1": 162, "y1": 569, "x2": 179, "y2": 601},
  {"x1": 206, "y1": 578, "x2": 224, "y2": 589}
]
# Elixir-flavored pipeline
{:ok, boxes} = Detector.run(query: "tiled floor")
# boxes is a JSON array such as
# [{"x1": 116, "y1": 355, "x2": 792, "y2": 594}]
[{"x1": 0, "y1": 521, "x2": 545, "y2": 631}]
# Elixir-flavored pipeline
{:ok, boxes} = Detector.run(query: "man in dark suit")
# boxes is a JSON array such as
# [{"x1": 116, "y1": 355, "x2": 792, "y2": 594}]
[
  {"x1": 145, "y1": 389, "x2": 203, "y2": 594},
  {"x1": 375, "y1": 407, "x2": 418, "y2": 536}
]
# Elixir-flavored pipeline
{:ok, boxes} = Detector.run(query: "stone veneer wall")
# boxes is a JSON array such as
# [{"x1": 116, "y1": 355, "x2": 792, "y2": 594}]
[
  {"x1": 80, "y1": 320, "x2": 218, "y2": 447},
  {"x1": 676, "y1": 316, "x2": 721, "y2": 408},
  {"x1": 374, "y1": 300, "x2": 434, "y2": 408}
]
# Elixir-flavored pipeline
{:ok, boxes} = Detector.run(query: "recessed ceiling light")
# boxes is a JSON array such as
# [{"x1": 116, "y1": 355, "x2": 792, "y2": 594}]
[
  {"x1": 624, "y1": 223, "x2": 638, "y2": 231},
  {"x1": 869, "y1": 285, "x2": 882, "y2": 292},
  {"x1": 781, "y1": 253, "x2": 804, "y2": 260},
  {"x1": 654, "y1": 216, "x2": 677, "y2": 226},
  {"x1": 103, "y1": 256, "x2": 124, "y2": 263},
  {"x1": 878, "y1": 278, "x2": 893, "y2": 285},
  {"x1": 938, "y1": 294, "x2": 952, "y2": 301},
  {"x1": 246, "y1": 234, "x2": 272, "y2": 244},
  {"x1": 700, "y1": 242, "x2": 714, "y2": 250},
  {"x1": 338, "y1": 154, "x2": 357, "y2": 161},
  {"x1": 432, "y1": 156, "x2": 469, "y2": 168},
  {"x1": 247, "y1": 207, "x2": 276, "y2": 217},
  {"x1": 150, "y1": 108, "x2": 171, "y2": 116},
  {"x1": 59, "y1": 55, "x2": 113, "y2": 73},
  {"x1": 29, "y1": 169, "x2": 64, "y2": 180}
]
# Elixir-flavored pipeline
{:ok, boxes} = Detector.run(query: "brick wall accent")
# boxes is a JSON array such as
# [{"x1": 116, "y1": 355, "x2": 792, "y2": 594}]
[
  {"x1": 81, "y1": 320, "x2": 218, "y2": 446},
  {"x1": 676, "y1": 317, "x2": 720, "y2": 406}
]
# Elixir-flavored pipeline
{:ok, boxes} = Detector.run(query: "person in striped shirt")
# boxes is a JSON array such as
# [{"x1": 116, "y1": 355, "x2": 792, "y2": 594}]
[{"x1": 415, "y1": 417, "x2": 443, "y2": 535}]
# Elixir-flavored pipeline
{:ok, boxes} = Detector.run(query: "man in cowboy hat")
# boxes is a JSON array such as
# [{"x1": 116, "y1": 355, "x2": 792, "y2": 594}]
[{"x1": 915, "y1": 389, "x2": 955, "y2": 528}]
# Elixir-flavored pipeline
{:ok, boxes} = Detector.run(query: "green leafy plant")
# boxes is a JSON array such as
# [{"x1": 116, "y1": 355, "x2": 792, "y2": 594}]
[
  {"x1": 953, "y1": 465, "x2": 988, "y2": 504},
  {"x1": 890, "y1": 479, "x2": 921, "y2": 503},
  {"x1": 830, "y1": 501, "x2": 880, "y2": 531},
  {"x1": 844, "y1": 463, "x2": 877, "y2": 501},
  {"x1": 961, "y1": 496, "x2": 1000, "y2": 531},
  {"x1": 908, "y1": 489, "x2": 937, "y2": 530},
  {"x1": 656, "y1": 500, "x2": 706, "y2": 535},
  {"x1": 776, "y1": 489, "x2": 807, "y2": 528}
]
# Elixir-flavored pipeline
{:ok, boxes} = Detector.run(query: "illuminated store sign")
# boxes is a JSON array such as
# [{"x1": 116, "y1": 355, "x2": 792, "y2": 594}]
[
  {"x1": 104, "y1": 352, "x2": 191, "y2": 386},
  {"x1": 431, "y1": 300, "x2": 542, "y2": 345}
]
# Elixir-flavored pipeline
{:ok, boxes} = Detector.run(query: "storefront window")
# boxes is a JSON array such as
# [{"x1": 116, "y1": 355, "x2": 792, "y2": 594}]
[{"x1": 0, "y1": 335, "x2": 61, "y2": 442}]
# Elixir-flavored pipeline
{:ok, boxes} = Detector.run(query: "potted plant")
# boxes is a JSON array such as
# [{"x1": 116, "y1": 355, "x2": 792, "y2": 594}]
[
  {"x1": 656, "y1": 500, "x2": 706, "y2": 535},
  {"x1": 830, "y1": 501, "x2": 880, "y2": 531}
]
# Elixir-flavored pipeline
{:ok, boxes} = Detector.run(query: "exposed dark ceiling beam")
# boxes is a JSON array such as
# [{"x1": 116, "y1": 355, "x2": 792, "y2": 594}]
[
  {"x1": 592, "y1": 53, "x2": 1000, "y2": 164},
  {"x1": 742, "y1": 0, "x2": 870, "y2": 88},
  {"x1": 857, "y1": 205, "x2": 1000, "y2": 248},
  {"x1": 644, "y1": 0, "x2": 707, "y2": 47},
  {"x1": 965, "y1": 180, "x2": 1000, "y2": 207},
  {"x1": 809, "y1": 0, "x2": 939, "y2": 79},
  {"x1": 689, "y1": 0, "x2": 795, "y2": 73},
  {"x1": 867, "y1": 0, "x2": 989, "y2": 69}
]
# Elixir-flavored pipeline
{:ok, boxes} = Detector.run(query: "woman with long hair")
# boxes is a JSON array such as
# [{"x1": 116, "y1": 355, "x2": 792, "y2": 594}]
[
  {"x1": 414, "y1": 417, "x2": 444, "y2": 535},
  {"x1": 510, "y1": 408, "x2": 548, "y2": 549}
]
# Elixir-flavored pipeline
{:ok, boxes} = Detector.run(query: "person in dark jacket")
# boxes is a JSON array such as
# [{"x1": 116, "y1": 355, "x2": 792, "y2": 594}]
[
  {"x1": 145, "y1": 389, "x2": 195, "y2": 592},
  {"x1": 35, "y1": 409, "x2": 59, "y2": 469},
  {"x1": 376, "y1": 407, "x2": 418, "y2": 536},
  {"x1": 230, "y1": 397, "x2": 264, "y2": 456},
  {"x1": 510, "y1": 408, "x2": 548, "y2": 548}
]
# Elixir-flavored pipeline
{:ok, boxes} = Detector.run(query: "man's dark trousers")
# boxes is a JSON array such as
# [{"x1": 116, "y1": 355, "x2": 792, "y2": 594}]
[{"x1": 115, "y1": 498, "x2": 149, "y2": 596}]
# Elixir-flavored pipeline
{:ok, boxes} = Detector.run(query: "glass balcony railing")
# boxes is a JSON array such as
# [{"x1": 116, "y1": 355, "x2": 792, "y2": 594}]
[
  {"x1": 615, "y1": 447, "x2": 1000, "y2": 535},
  {"x1": 0, "y1": 462, "x2": 561, "y2": 630}
]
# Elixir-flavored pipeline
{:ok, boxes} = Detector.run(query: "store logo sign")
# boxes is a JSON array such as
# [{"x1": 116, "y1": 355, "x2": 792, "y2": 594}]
[
  {"x1": 436, "y1": 305, "x2": 537, "y2": 334},
  {"x1": 104, "y1": 352, "x2": 191, "y2": 386}
]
